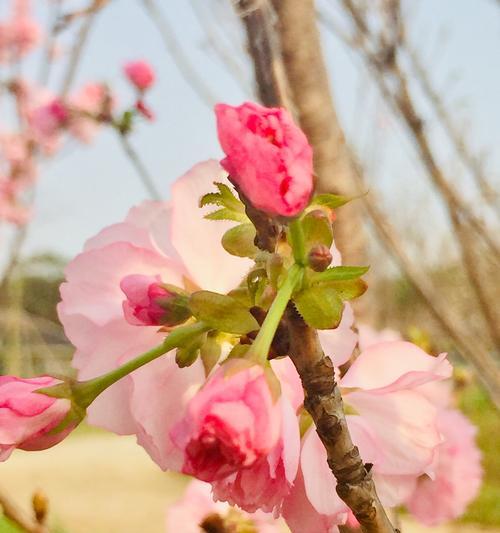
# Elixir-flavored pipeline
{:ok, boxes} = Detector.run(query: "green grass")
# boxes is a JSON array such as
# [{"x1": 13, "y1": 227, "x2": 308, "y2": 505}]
[
  {"x1": 0, "y1": 516, "x2": 22, "y2": 533},
  {"x1": 459, "y1": 384, "x2": 500, "y2": 527}
]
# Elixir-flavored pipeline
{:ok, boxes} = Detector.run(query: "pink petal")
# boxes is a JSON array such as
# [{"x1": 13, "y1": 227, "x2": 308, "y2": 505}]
[
  {"x1": 171, "y1": 160, "x2": 252, "y2": 293},
  {"x1": 318, "y1": 304, "x2": 357, "y2": 367}
]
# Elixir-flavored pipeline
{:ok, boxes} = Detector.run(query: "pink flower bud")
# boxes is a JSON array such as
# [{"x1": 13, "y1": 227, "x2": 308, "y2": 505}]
[
  {"x1": 120, "y1": 274, "x2": 190, "y2": 327},
  {"x1": 170, "y1": 361, "x2": 281, "y2": 482},
  {"x1": 135, "y1": 99, "x2": 154, "y2": 121},
  {"x1": 0, "y1": 376, "x2": 72, "y2": 461},
  {"x1": 124, "y1": 60, "x2": 155, "y2": 91},
  {"x1": 215, "y1": 101, "x2": 314, "y2": 217}
]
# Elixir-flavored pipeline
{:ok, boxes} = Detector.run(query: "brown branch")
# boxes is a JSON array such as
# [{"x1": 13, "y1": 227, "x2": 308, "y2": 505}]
[
  {"x1": 0, "y1": 490, "x2": 47, "y2": 533},
  {"x1": 403, "y1": 43, "x2": 499, "y2": 210},
  {"x1": 233, "y1": 3, "x2": 396, "y2": 529},
  {"x1": 339, "y1": 0, "x2": 500, "y2": 358},
  {"x1": 271, "y1": 0, "x2": 368, "y2": 271},
  {"x1": 347, "y1": 155, "x2": 500, "y2": 406},
  {"x1": 286, "y1": 305, "x2": 398, "y2": 533}
]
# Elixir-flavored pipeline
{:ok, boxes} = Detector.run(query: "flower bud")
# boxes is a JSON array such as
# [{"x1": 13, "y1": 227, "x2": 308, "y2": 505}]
[
  {"x1": 215, "y1": 102, "x2": 313, "y2": 217},
  {"x1": 124, "y1": 60, "x2": 155, "y2": 91},
  {"x1": 308, "y1": 244, "x2": 332, "y2": 272},
  {"x1": 120, "y1": 274, "x2": 191, "y2": 327},
  {"x1": 0, "y1": 376, "x2": 74, "y2": 461}
]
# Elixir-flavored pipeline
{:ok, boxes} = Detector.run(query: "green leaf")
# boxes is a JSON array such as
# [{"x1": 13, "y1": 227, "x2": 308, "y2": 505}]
[
  {"x1": 215, "y1": 182, "x2": 244, "y2": 212},
  {"x1": 204, "y1": 208, "x2": 247, "y2": 223},
  {"x1": 222, "y1": 223, "x2": 258, "y2": 258},
  {"x1": 189, "y1": 291, "x2": 260, "y2": 334},
  {"x1": 200, "y1": 192, "x2": 225, "y2": 208},
  {"x1": 175, "y1": 334, "x2": 204, "y2": 368},
  {"x1": 311, "y1": 265, "x2": 369, "y2": 283},
  {"x1": 311, "y1": 193, "x2": 351, "y2": 209},
  {"x1": 293, "y1": 286, "x2": 343, "y2": 329},
  {"x1": 200, "y1": 334, "x2": 222, "y2": 375},
  {"x1": 322, "y1": 279, "x2": 368, "y2": 301},
  {"x1": 302, "y1": 210, "x2": 333, "y2": 250}
]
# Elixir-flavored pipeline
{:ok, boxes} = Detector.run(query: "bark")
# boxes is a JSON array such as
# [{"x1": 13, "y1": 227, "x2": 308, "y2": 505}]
[
  {"x1": 233, "y1": 2, "x2": 397, "y2": 530},
  {"x1": 270, "y1": 0, "x2": 368, "y2": 271}
]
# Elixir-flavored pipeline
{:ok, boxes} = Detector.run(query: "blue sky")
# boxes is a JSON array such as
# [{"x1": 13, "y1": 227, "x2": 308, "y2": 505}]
[{"x1": 1, "y1": 0, "x2": 499, "y2": 267}]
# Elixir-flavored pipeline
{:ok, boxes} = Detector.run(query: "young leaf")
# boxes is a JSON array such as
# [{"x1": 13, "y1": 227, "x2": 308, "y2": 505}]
[
  {"x1": 189, "y1": 291, "x2": 260, "y2": 334},
  {"x1": 214, "y1": 182, "x2": 245, "y2": 212},
  {"x1": 302, "y1": 210, "x2": 333, "y2": 250},
  {"x1": 293, "y1": 286, "x2": 343, "y2": 330},
  {"x1": 200, "y1": 334, "x2": 222, "y2": 375},
  {"x1": 222, "y1": 223, "x2": 258, "y2": 258},
  {"x1": 311, "y1": 193, "x2": 352, "y2": 209},
  {"x1": 311, "y1": 265, "x2": 369, "y2": 283},
  {"x1": 322, "y1": 279, "x2": 368, "y2": 301},
  {"x1": 205, "y1": 208, "x2": 247, "y2": 223}
]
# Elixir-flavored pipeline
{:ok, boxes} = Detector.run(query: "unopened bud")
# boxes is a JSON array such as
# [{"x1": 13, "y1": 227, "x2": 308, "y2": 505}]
[
  {"x1": 32, "y1": 490, "x2": 48, "y2": 525},
  {"x1": 120, "y1": 274, "x2": 191, "y2": 327},
  {"x1": 308, "y1": 244, "x2": 332, "y2": 272}
]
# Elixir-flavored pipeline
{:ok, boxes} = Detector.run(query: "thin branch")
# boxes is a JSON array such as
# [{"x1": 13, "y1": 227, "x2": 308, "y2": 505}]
[
  {"x1": 141, "y1": 0, "x2": 218, "y2": 107},
  {"x1": 403, "y1": 43, "x2": 499, "y2": 210},
  {"x1": 118, "y1": 134, "x2": 161, "y2": 200}
]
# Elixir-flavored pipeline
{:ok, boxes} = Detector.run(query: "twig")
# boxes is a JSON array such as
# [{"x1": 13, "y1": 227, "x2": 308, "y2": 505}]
[
  {"x1": 141, "y1": 0, "x2": 218, "y2": 107},
  {"x1": 233, "y1": 2, "x2": 397, "y2": 530},
  {"x1": 118, "y1": 134, "x2": 161, "y2": 200}
]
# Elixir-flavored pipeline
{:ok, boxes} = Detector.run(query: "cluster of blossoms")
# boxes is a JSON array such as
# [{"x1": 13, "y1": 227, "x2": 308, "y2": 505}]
[
  {"x1": 0, "y1": 1, "x2": 156, "y2": 224},
  {"x1": 0, "y1": 101, "x2": 482, "y2": 532}
]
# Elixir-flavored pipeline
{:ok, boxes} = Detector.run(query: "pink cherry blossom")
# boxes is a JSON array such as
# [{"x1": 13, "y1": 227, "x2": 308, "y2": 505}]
[
  {"x1": 212, "y1": 384, "x2": 300, "y2": 514},
  {"x1": 124, "y1": 60, "x2": 155, "y2": 91},
  {"x1": 167, "y1": 479, "x2": 284, "y2": 533},
  {"x1": 291, "y1": 341, "x2": 452, "y2": 522},
  {"x1": 406, "y1": 408, "x2": 482, "y2": 525},
  {"x1": 58, "y1": 161, "x2": 252, "y2": 469},
  {"x1": 28, "y1": 98, "x2": 68, "y2": 153},
  {"x1": 170, "y1": 361, "x2": 281, "y2": 482},
  {"x1": 0, "y1": 376, "x2": 72, "y2": 461},
  {"x1": 215, "y1": 101, "x2": 313, "y2": 217}
]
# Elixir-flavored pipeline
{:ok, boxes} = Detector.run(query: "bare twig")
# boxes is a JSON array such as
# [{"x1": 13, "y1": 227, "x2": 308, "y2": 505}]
[
  {"x1": 141, "y1": 0, "x2": 218, "y2": 107},
  {"x1": 118, "y1": 134, "x2": 161, "y2": 200}
]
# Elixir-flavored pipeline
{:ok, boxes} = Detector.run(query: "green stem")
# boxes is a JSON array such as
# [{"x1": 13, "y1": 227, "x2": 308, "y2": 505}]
[
  {"x1": 249, "y1": 264, "x2": 303, "y2": 364},
  {"x1": 73, "y1": 321, "x2": 210, "y2": 407},
  {"x1": 289, "y1": 218, "x2": 306, "y2": 265}
]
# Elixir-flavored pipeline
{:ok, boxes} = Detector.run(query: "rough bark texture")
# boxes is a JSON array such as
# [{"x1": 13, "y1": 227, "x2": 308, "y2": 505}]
[
  {"x1": 234, "y1": 2, "x2": 397, "y2": 530},
  {"x1": 270, "y1": 0, "x2": 368, "y2": 271},
  {"x1": 286, "y1": 305, "x2": 398, "y2": 533}
]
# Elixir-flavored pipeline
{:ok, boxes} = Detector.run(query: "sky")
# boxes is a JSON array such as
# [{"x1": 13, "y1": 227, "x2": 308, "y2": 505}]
[{"x1": 1, "y1": 0, "x2": 499, "y2": 269}]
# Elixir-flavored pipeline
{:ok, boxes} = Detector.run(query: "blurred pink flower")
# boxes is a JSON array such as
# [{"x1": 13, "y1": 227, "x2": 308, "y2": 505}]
[
  {"x1": 286, "y1": 341, "x2": 452, "y2": 526},
  {"x1": 68, "y1": 83, "x2": 113, "y2": 142},
  {"x1": 58, "y1": 160, "x2": 252, "y2": 470},
  {"x1": 171, "y1": 361, "x2": 281, "y2": 482},
  {"x1": 215, "y1": 101, "x2": 313, "y2": 217},
  {"x1": 406, "y1": 408, "x2": 482, "y2": 525},
  {"x1": 0, "y1": 376, "x2": 72, "y2": 461},
  {"x1": 166, "y1": 479, "x2": 284, "y2": 533},
  {"x1": 124, "y1": 60, "x2": 155, "y2": 91}
]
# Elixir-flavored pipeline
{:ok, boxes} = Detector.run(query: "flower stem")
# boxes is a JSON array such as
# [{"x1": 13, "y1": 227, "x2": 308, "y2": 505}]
[
  {"x1": 73, "y1": 321, "x2": 210, "y2": 407},
  {"x1": 249, "y1": 264, "x2": 303, "y2": 364}
]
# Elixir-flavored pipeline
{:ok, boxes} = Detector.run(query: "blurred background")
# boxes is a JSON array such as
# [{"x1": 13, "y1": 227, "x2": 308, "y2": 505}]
[{"x1": 0, "y1": 0, "x2": 499, "y2": 532}]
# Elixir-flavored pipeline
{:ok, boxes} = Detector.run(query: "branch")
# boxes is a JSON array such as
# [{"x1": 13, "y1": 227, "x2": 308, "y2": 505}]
[
  {"x1": 118, "y1": 134, "x2": 161, "y2": 200},
  {"x1": 141, "y1": 0, "x2": 218, "y2": 107},
  {"x1": 233, "y1": 3, "x2": 397, "y2": 529}
]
